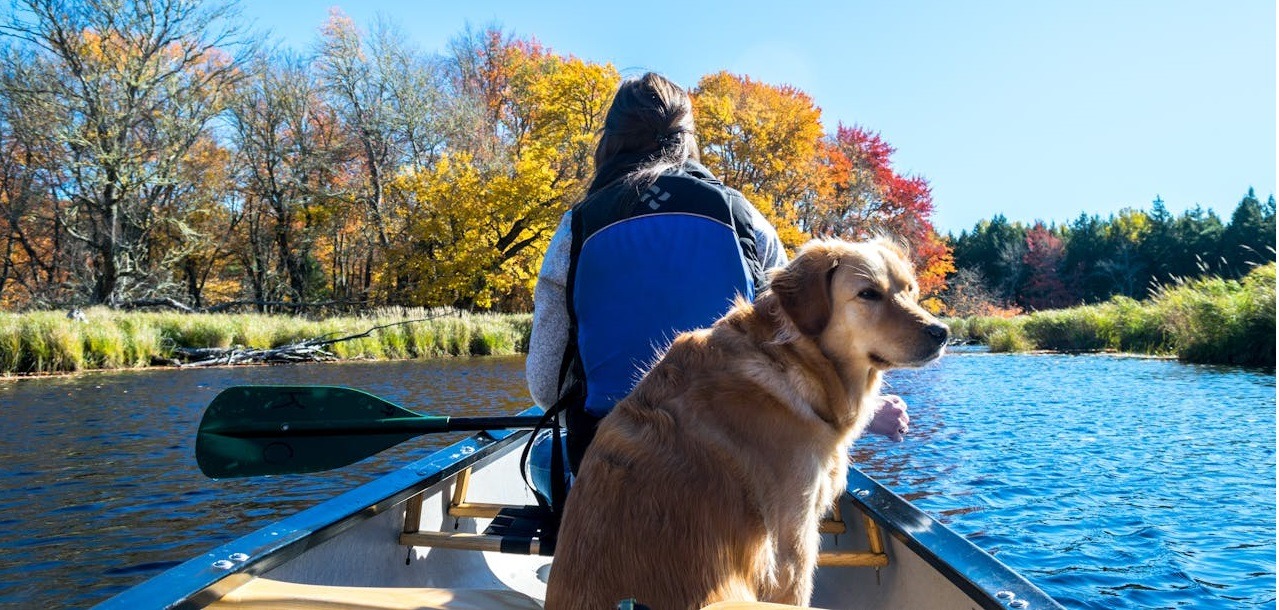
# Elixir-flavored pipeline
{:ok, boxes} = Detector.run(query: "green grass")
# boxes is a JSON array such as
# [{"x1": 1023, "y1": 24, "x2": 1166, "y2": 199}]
[
  {"x1": 6, "y1": 264, "x2": 1271, "y2": 374},
  {"x1": 947, "y1": 263, "x2": 1275, "y2": 367},
  {"x1": 0, "y1": 308, "x2": 534, "y2": 376}
]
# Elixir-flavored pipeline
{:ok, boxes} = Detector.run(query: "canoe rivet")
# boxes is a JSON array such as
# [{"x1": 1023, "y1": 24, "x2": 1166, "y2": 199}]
[
  {"x1": 996, "y1": 591, "x2": 1015, "y2": 600},
  {"x1": 281, "y1": 423, "x2": 289, "y2": 431},
  {"x1": 1009, "y1": 601, "x2": 1029, "y2": 609},
  {"x1": 229, "y1": 553, "x2": 249, "y2": 562},
  {"x1": 460, "y1": 446, "x2": 475, "y2": 455},
  {"x1": 212, "y1": 560, "x2": 235, "y2": 570},
  {"x1": 855, "y1": 489, "x2": 870, "y2": 498}
]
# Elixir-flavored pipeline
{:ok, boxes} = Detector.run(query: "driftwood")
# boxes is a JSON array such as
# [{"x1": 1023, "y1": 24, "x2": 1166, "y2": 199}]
[
  {"x1": 116, "y1": 298, "x2": 362, "y2": 314},
  {"x1": 174, "y1": 315, "x2": 445, "y2": 368}
]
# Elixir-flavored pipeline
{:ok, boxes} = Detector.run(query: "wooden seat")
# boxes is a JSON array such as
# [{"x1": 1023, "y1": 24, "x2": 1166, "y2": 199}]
[
  {"x1": 399, "y1": 467, "x2": 888, "y2": 568},
  {"x1": 205, "y1": 577, "x2": 542, "y2": 609}
]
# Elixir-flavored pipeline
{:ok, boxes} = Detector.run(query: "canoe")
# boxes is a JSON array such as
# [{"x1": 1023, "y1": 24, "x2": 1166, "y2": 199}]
[{"x1": 98, "y1": 406, "x2": 1064, "y2": 610}]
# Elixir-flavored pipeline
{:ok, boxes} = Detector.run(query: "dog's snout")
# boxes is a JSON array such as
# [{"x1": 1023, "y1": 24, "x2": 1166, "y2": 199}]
[{"x1": 926, "y1": 323, "x2": 949, "y2": 344}]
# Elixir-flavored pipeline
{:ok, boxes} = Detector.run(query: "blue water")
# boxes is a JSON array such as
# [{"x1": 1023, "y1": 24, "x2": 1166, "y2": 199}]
[
  {"x1": 0, "y1": 358, "x2": 533, "y2": 608},
  {"x1": 0, "y1": 350, "x2": 1273, "y2": 608},
  {"x1": 854, "y1": 347, "x2": 1276, "y2": 609}
]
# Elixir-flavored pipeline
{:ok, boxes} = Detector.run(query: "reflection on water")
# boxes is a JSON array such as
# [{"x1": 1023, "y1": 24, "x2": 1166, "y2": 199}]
[
  {"x1": 0, "y1": 350, "x2": 1273, "y2": 609},
  {"x1": 0, "y1": 358, "x2": 531, "y2": 608},
  {"x1": 854, "y1": 348, "x2": 1276, "y2": 609}
]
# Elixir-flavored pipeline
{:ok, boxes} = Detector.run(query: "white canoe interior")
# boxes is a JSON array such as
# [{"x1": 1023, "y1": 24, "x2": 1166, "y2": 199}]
[
  {"x1": 101, "y1": 424, "x2": 1060, "y2": 610},
  {"x1": 199, "y1": 438, "x2": 997, "y2": 610}
]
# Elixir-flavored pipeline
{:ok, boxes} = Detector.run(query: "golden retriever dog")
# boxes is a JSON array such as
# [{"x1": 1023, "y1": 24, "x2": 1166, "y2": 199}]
[{"x1": 544, "y1": 238, "x2": 948, "y2": 610}]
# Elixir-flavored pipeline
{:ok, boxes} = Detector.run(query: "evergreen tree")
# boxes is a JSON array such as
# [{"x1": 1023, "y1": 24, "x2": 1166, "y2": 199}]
[
  {"x1": 951, "y1": 214, "x2": 1027, "y2": 304},
  {"x1": 1221, "y1": 188, "x2": 1275, "y2": 277}
]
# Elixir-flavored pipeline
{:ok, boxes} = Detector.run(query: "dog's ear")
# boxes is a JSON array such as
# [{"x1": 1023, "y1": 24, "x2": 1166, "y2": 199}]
[{"x1": 771, "y1": 246, "x2": 838, "y2": 336}]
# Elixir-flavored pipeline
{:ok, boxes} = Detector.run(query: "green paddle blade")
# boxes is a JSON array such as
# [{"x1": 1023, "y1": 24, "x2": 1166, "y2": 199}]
[{"x1": 196, "y1": 385, "x2": 446, "y2": 478}]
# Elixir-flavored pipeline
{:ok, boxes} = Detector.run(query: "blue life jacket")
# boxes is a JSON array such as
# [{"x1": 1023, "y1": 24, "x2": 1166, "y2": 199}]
[
  {"x1": 557, "y1": 161, "x2": 766, "y2": 465},
  {"x1": 524, "y1": 160, "x2": 767, "y2": 506}
]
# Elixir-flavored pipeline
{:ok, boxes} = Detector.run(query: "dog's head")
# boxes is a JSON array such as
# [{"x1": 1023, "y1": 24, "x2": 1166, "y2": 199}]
[{"x1": 770, "y1": 238, "x2": 948, "y2": 369}]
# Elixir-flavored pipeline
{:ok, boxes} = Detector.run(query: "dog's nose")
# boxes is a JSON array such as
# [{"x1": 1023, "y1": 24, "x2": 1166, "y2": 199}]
[{"x1": 926, "y1": 323, "x2": 949, "y2": 344}]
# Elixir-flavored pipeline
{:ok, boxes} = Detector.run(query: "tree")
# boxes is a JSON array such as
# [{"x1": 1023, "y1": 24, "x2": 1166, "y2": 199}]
[
  {"x1": 1099, "y1": 208, "x2": 1151, "y2": 298},
  {"x1": 952, "y1": 215, "x2": 1027, "y2": 304},
  {"x1": 940, "y1": 267, "x2": 1019, "y2": 317},
  {"x1": 691, "y1": 72, "x2": 825, "y2": 247},
  {"x1": 389, "y1": 33, "x2": 618, "y2": 309},
  {"x1": 316, "y1": 11, "x2": 459, "y2": 302},
  {"x1": 0, "y1": 0, "x2": 249, "y2": 305},
  {"x1": 1019, "y1": 222, "x2": 1071, "y2": 310},
  {"x1": 809, "y1": 125, "x2": 953, "y2": 299},
  {"x1": 1060, "y1": 213, "x2": 1109, "y2": 302},
  {"x1": 228, "y1": 52, "x2": 340, "y2": 306},
  {"x1": 0, "y1": 43, "x2": 72, "y2": 307},
  {"x1": 1221, "y1": 187, "x2": 1276, "y2": 277}
]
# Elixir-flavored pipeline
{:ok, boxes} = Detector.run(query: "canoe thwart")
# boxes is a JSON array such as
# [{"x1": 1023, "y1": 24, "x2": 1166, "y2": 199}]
[{"x1": 401, "y1": 469, "x2": 558, "y2": 556}]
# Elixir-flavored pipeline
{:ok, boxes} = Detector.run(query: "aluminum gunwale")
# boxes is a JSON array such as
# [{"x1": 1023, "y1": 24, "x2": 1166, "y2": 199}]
[
  {"x1": 845, "y1": 467, "x2": 1066, "y2": 610},
  {"x1": 94, "y1": 411, "x2": 537, "y2": 610}
]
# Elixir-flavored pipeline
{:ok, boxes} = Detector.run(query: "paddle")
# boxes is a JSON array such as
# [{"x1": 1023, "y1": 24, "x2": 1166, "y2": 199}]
[{"x1": 195, "y1": 385, "x2": 544, "y2": 478}]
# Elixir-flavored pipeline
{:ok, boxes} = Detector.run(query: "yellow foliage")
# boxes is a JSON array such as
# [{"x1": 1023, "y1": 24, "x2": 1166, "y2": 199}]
[
  {"x1": 692, "y1": 72, "x2": 826, "y2": 249},
  {"x1": 383, "y1": 42, "x2": 618, "y2": 310}
]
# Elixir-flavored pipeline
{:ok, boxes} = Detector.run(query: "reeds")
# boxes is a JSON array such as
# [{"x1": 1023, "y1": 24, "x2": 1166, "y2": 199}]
[
  {"x1": 0, "y1": 308, "x2": 534, "y2": 376},
  {"x1": 946, "y1": 263, "x2": 1275, "y2": 367}
]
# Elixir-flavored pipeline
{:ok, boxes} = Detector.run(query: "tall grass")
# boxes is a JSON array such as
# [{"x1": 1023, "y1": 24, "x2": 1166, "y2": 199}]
[
  {"x1": 946, "y1": 263, "x2": 1275, "y2": 367},
  {"x1": 0, "y1": 308, "x2": 534, "y2": 376},
  {"x1": 1154, "y1": 263, "x2": 1275, "y2": 366}
]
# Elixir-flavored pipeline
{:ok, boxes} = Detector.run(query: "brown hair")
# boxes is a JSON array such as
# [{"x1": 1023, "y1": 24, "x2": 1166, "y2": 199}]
[{"x1": 588, "y1": 72, "x2": 700, "y2": 194}]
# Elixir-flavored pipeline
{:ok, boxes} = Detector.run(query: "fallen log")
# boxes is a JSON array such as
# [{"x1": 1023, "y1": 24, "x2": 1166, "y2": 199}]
[{"x1": 173, "y1": 315, "x2": 443, "y2": 367}]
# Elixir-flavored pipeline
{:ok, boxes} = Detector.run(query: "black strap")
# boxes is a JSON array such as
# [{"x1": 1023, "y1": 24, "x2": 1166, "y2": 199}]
[{"x1": 517, "y1": 208, "x2": 589, "y2": 530}]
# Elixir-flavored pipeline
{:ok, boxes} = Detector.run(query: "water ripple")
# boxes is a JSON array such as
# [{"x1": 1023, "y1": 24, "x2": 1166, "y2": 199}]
[
  {"x1": 856, "y1": 349, "x2": 1276, "y2": 609},
  {"x1": 1, "y1": 352, "x2": 1273, "y2": 609}
]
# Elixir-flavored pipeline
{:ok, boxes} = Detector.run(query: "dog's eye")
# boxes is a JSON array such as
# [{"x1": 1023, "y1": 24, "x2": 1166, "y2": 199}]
[{"x1": 857, "y1": 289, "x2": 882, "y2": 301}]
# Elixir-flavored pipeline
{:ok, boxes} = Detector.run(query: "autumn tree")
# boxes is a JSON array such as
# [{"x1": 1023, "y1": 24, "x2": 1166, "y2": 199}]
[
  {"x1": 227, "y1": 52, "x2": 346, "y2": 307},
  {"x1": 691, "y1": 72, "x2": 825, "y2": 247},
  {"x1": 1018, "y1": 222, "x2": 1071, "y2": 310},
  {"x1": 813, "y1": 125, "x2": 954, "y2": 300},
  {"x1": 0, "y1": 43, "x2": 72, "y2": 307},
  {"x1": 0, "y1": 0, "x2": 250, "y2": 305},
  {"x1": 316, "y1": 11, "x2": 460, "y2": 303},
  {"x1": 389, "y1": 29, "x2": 618, "y2": 309}
]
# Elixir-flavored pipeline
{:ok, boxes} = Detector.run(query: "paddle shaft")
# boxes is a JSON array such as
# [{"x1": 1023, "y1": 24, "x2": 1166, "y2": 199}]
[{"x1": 205, "y1": 414, "x2": 547, "y2": 438}]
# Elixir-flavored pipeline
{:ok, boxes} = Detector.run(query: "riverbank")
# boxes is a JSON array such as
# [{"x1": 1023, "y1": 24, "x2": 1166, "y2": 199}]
[
  {"x1": 0, "y1": 308, "x2": 531, "y2": 376},
  {"x1": 946, "y1": 262, "x2": 1275, "y2": 367},
  {"x1": 3, "y1": 262, "x2": 1273, "y2": 375}
]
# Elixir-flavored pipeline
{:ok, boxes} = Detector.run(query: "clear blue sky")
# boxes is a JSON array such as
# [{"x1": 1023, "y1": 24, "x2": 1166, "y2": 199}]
[{"x1": 241, "y1": 0, "x2": 1276, "y2": 236}]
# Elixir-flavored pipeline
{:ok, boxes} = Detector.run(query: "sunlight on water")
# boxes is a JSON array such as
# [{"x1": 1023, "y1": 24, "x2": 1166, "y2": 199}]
[
  {"x1": 853, "y1": 347, "x2": 1276, "y2": 609},
  {"x1": 0, "y1": 351, "x2": 1273, "y2": 608},
  {"x1": 0, "y1": 358, "x2": 532, "y2": 608}
]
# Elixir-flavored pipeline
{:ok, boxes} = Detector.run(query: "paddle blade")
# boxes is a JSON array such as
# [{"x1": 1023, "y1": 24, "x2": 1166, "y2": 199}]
[{"x1": 195, "y1": 385, "x2": 438, "y2": 478}]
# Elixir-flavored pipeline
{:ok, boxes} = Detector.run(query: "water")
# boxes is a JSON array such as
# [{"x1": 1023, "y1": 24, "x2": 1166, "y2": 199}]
[
  {"x1": 0, "y1": 351, "x2": 1273, "y2": 608},
  {"x1": 0, "y1": 358, "x2": 532, "y2": 608},
  {"x1": 853, "y1": 348, "x2": 1276, "y2": 609}
]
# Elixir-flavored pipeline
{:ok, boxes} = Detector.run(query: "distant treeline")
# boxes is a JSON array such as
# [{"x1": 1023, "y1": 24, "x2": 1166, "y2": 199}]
[
  {"x1": 948, "y1": 262, "x2": 1274, "y2": 368},
  {"x1": 944, "y1": 191, "x2": 1276, "y2": 316}
]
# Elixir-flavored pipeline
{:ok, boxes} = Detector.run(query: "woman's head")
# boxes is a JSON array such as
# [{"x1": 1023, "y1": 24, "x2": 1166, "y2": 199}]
[{"x1": 589, "y1": 72, "x2": 699, "y2": 193}]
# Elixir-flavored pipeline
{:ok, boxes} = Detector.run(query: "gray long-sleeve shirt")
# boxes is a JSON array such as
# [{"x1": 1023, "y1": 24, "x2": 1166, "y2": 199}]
[{"x1": 525, "y1": 204, "x2": 788, "y2": 409}]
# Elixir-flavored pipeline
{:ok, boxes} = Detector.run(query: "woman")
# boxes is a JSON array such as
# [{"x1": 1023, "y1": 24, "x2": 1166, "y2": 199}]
[{"x1": 526, "y1": 73, "x2": 908, "y2": 492}]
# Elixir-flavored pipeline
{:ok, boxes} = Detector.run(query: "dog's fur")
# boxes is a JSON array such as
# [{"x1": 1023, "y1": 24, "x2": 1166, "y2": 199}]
[{"x1": 544, "y1": 239, "x2": 948, "y2": 610}]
